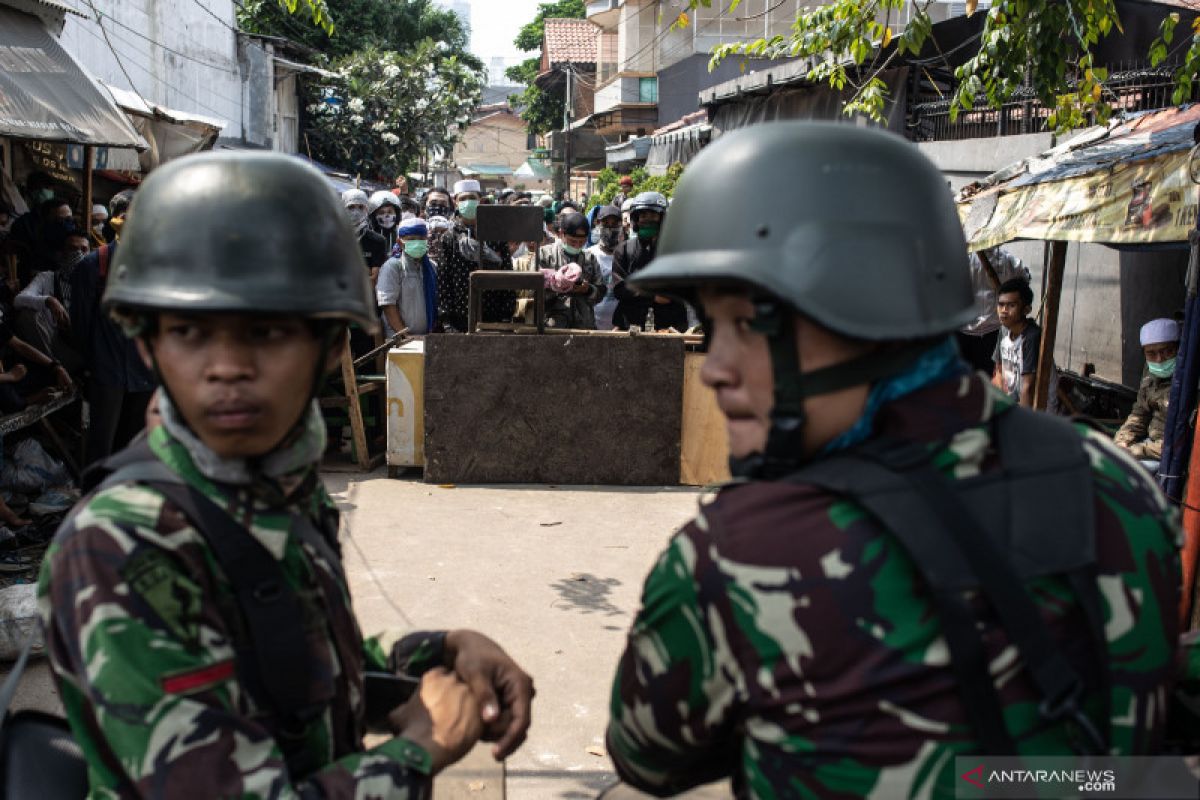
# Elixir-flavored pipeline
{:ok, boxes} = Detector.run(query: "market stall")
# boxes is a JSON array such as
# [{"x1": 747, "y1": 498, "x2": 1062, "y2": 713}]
[
  {"x1": 956, "y1": 104, "x2": 1200, "y2": 623},
  {"x1": 0, "y1": 4, "x2": 146, "y2": 219}
]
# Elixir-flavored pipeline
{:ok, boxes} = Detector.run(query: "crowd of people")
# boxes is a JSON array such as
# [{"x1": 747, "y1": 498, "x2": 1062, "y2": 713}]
[
  {"x1": 338, "y1": 178, "x2": 683, "y2": 340},
  {"x1": 6, "y1": 124, "x2": 1199, "y2": 799},
  {"x1": 0, "y1": 172, "x2": 680, "y2": 475},
  {"x1": 0, "y1": 179, "x2": 154, "y2": 472}
]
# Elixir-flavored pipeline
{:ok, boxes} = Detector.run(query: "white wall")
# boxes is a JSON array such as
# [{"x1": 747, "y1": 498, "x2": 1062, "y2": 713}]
[{"x1": 57, "y1": 0, "x2": 244, "y2": 139}]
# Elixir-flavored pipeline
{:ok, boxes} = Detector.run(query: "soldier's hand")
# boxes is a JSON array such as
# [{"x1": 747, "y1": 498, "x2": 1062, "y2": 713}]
[
  {"x1": 445, "y1": 629, "x2": 535, "y2": 760},
  {"x1": 389, "y1": 667, "x2": 482, "y2": 774}
]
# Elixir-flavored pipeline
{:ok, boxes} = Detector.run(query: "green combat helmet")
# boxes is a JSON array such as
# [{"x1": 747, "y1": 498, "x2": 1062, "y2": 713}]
[
  {"x1": 103, "y1": 151, "x2": 378, "y2": 333},
  {"x1": 629, "y1": 122, "x2": 974, "y2": 477}
]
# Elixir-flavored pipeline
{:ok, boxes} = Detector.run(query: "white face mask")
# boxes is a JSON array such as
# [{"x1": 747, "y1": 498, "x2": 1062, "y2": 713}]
[{"x1": 376, "y1": 211, "x2": 397, "y2": 229}]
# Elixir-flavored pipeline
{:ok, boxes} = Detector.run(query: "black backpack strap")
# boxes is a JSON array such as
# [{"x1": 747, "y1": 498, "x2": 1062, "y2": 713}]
[
  {"x1": 785, "y1": 408, "x2": 1108, "y2": 755},
  {"x1": 0, "y1": 642, "x2": 33, "y2": 723}
]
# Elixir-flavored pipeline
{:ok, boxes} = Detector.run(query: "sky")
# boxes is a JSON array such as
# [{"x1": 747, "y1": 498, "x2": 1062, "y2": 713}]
[{"x1": 459, "y1": 0, "x2": 547, "y2": 78}]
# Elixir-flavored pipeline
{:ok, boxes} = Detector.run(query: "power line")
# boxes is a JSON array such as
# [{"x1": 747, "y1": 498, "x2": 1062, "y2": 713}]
[
  {"x1": 75, "y1": 4, "x2": 247, "y2": 108},
  {"x1": 71, "y1": 14, "x2": 239, "y2": 121},
  {"x1": 89, "y1": 5, "x2": 241, "y2": 74},
  {"x1": 82, "y1": 0, "x2": 152, "y2": 112},
  {"x1": 190, "y1": 0, "x2": 240, "y2": 34}
]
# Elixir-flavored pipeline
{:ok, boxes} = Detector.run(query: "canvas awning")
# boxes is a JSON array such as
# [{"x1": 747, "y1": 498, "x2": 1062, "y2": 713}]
[
  {"x1": 460, "y1": 164, "x2": 514, "y2": 177},
  {"x1": 957, "y1": 105, "x2": 1200, "y2": 251},
  {"x1": 514, "y1": 159, "x2": 552, "y2": 181},
  {"x1": 645, "y1": 123, "x2": 711, "y2": 176},
  {"x1": 606, "y1": 136, "x2": 651, "y2": 167},
  {"x1": 102, "y1": 81, "x2": 224, "y2": 171},
  {"x1": 0, "y1": 5, "x2": 145, "y2": 148}
]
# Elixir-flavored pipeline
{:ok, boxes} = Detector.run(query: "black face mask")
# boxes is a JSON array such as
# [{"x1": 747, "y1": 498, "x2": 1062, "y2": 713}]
[
  {"x1": 426, "y1": 203, "x2": 451, "y2": 218},
  {"x1": 599, "y1": 228, "x2": 621, "y2": 248}
]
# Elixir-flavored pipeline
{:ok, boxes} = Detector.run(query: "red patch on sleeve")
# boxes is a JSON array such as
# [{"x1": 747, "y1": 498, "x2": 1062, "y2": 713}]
[{"x1": 160, "y1": 660, "x2": 235, "y2": 695}]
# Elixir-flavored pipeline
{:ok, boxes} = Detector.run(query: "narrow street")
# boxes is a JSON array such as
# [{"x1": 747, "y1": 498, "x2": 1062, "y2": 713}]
[{"x1": 326, "y1": 471, "x2": 703, "y2": 798}]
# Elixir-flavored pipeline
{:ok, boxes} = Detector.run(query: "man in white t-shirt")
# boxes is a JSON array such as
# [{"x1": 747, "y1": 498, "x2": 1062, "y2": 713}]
[
  {"x1": 587, "y1": 205, "x2": 622, "y2": 330},
  {"x1": 992, "y1": 278, "x2": 1045, "y2": 408}
]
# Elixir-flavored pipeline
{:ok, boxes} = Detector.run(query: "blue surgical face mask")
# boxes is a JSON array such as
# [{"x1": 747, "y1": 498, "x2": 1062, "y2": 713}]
[
  {"x1": 1148, "y1": 356, "x2": 1176, "y2": 379},
  {"x1": 561, "y1": 241, "x2": 583, "y2": 256}
]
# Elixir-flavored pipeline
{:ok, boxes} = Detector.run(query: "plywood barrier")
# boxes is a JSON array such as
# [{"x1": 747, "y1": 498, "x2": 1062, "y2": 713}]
[
  {"x1": 680, "y1": 352, "x2": 730, "y2": 486},
  {"x1": 424, "y1": 334, "x2": 684, "y2": 485}
]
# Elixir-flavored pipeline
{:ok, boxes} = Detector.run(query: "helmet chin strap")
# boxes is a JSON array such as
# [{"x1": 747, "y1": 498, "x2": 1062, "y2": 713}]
[{"x1": 728, "y1": 301, "x2": 927, "y2": 481}]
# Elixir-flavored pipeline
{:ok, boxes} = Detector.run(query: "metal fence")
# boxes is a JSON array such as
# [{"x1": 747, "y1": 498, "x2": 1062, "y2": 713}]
[{"x1": 908, "y1": 62, "x2": 1185, "y2": 142}]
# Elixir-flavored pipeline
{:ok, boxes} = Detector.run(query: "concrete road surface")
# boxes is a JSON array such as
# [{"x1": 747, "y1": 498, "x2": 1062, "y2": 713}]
[{"x1": 328, "y1": 470, "x2": 705, "y2": 798}]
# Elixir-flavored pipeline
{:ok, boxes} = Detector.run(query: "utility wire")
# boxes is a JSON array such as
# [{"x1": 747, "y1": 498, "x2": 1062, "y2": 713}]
[
  {"x1": 190, "y1": 0, "x2": 240, "y2": 34},
  {"x1": 90, "y1": 5, "x2": 241, "y2": 74},
  {"x1": 82, "y1": 0, "x2": 153, "y2": 112},
  {"x1": 71, "y1": 13, "x2": 239, "y2": 121}
]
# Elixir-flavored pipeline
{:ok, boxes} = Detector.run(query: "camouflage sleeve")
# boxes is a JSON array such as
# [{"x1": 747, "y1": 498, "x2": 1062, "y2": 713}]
[
  {"x1": 363, "y1": 631, "x2": 447, "y2": 676},
  {"x1": 606, "y1": 521, "x2": 741, "y2": 794},
  {"x1": 1114, "y1": 383, "x2": 1152, "y2": 447},
  {"x1": 40, "y1": 487, "x2": 433, "y2": 799}
]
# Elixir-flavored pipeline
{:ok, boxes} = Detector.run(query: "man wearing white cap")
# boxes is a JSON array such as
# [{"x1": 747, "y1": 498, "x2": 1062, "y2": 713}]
[
  {"x1": 1115, "y1": 317, "x2": 1180, "y2": 468},
  {"x1": 429, "y1": 179, "x2": 516, "y2": 332}
]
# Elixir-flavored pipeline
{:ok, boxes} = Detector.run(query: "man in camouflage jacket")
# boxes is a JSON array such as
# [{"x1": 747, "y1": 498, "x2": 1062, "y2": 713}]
[
  {"x1": 39, "y1": 153, "x2": 533, "y2": 798},
  {"x1": 605, "y1": 123, "x2": 1181, "y2": 798}
]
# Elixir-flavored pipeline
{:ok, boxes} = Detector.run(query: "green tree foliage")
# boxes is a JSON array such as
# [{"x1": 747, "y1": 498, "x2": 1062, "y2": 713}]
[
  {"x1": 506, "y1": 0, "x2": 587, "y2": 136},
  {"x1": 237, "y1": 0, "x2": 477, "y2": 67},
  {"x1": 304, "y1": 43, "x2": 484, "y2": 182},
  {"x1": 248, "y1": 0, "x2": 334, "y2": 35},
  {"x1": 586, "y1": 164, "x2": 685, "y2": 209},
  {"x1": 514, "y1": 0, "x2": 587, "y2": 51},
  {"x1": 681, "y1": 0, "x2": 1182, "y2": 133}
]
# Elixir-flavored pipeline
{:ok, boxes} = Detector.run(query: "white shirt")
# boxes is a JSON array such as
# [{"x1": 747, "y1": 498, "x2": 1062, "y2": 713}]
[{"x1": 588, "y1": 243, "x2": 617, "y2": 331}]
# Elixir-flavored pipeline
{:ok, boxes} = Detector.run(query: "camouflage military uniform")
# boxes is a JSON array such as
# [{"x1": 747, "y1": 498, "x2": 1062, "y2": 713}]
[
  {"x1": 39, "y1": 405, "x2": 444, "y2": 798},
  {"x1": 1114, "y1": 374, "x2": 1171, "y2": 459},
  {"x1": 608, "y1": 373, "x2": 1181, "y2": 798}
]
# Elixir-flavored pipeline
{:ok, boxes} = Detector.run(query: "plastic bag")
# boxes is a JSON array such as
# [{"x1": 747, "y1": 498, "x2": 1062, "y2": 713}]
[
  {"x1": 0, "y1": 584, "x2": 42, "y2": 660},
  {"x1": 0, "y1": 439, "x2": 69, "y2": 494}
]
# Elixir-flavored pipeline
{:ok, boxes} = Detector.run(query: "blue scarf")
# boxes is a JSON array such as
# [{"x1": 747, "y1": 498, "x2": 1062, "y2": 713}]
[{"x1": 822, "y1": 337, "x2": 968, "y2": 455}]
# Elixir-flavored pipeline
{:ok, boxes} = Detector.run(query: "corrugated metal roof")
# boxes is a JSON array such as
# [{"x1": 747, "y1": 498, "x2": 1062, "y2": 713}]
[
  {"x1": 32, "y1": 0, "x2": 84, "y2": 16},
  {"x1": 0, "y1": 6, "x2": 145, "y2": 148},
  {"x1": 0, "y1": 0, "x2": 86, "y2": 35}
]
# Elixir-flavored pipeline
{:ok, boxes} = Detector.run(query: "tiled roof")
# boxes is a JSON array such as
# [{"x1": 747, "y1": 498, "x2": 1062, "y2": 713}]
[{"x1": 543, "y1": 18, "x2": 596, "y2": 66}]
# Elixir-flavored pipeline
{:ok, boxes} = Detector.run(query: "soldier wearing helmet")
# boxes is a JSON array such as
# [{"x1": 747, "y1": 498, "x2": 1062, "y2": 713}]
[
  {"x1": 611, "y1": 191, "x2": 688, "y2": 331},
  {"x1": 605, "y1": 123, "x2": 1179, "y2": 796},
  {"x1": 39, "y1": 153, "x2": 534, "y2": 796}
]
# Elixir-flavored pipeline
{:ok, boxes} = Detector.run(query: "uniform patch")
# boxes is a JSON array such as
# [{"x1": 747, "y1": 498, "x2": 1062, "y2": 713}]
[
  {"x1": 122, "y1": 549, "x2": 203, "y2": 650},
  {"x1": 161, "y1": 660, "x2": 235, "y2": 695}
]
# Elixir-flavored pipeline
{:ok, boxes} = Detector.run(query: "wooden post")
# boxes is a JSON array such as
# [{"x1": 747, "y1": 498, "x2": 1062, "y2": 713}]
[
  {"x1": 975, "y1": 248, "x2": 1001, "y2": 292},
  {"x1": 82, "y1": 145, "x2": 94, "y2": 234},
  {"x1": 1034, "y1": 240, "x2": 1067, "y2": 411}
]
